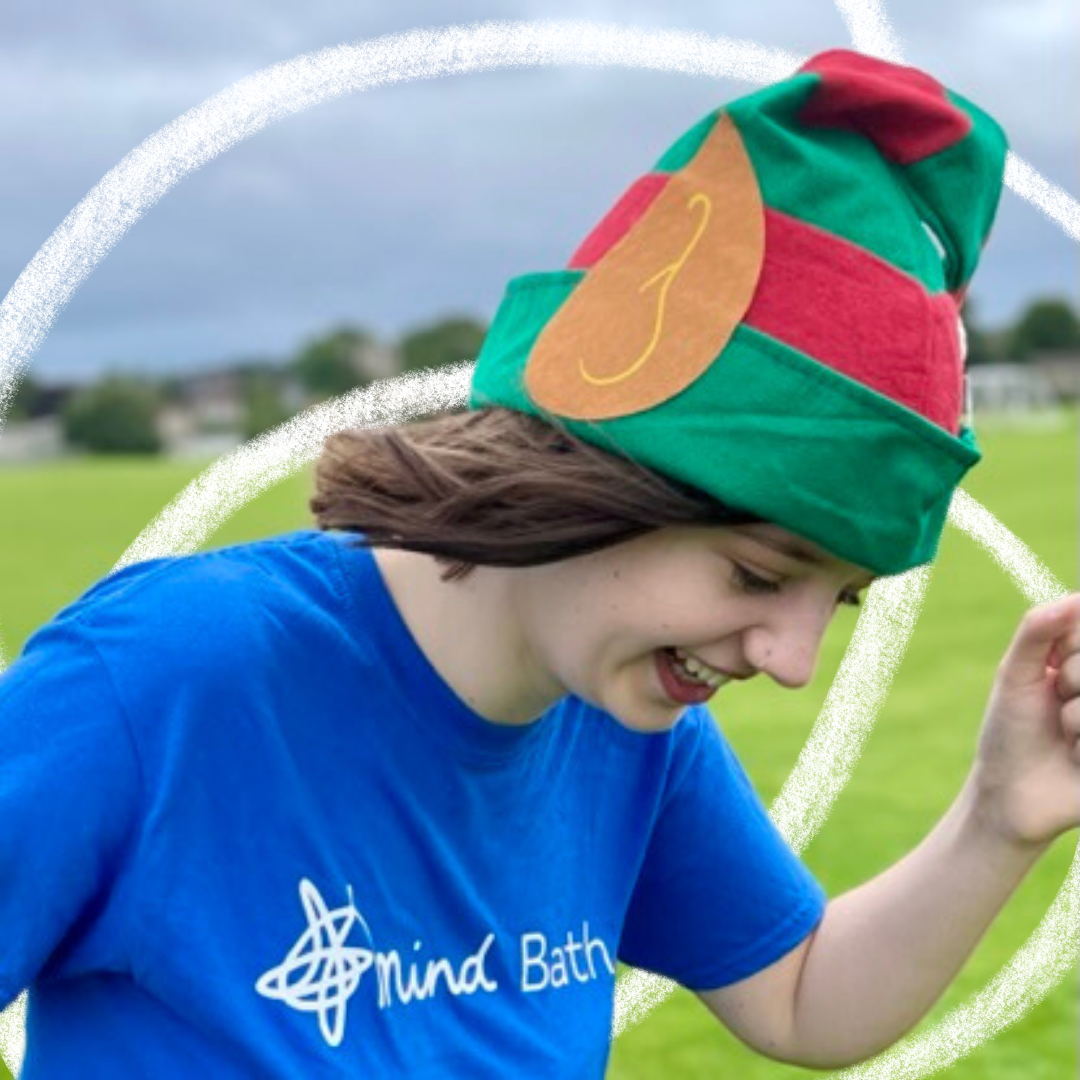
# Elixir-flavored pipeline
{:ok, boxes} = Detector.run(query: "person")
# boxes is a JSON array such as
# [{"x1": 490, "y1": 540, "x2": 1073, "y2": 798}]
[{"x1": 1, "y1": 47, "x2": 1078, "y2": 1078}]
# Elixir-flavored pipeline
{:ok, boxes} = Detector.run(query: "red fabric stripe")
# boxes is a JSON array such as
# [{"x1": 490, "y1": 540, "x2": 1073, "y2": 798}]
[
  {"x1": 927, "y1": 292, "x2": 965, "y2": 429},
  {"x1": 797, "y1": 50, "x2": 971, "y2": 165},
  {"x1": 568, "y1": 173, "x2": 671, "y2": 269},
  {"x1": 743, "y1": 209, "x2": 962, "y2": 433}
]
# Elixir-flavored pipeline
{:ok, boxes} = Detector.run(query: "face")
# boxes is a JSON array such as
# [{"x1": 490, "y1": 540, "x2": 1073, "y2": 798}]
[{"x1": 513, "y1": 521, "x2": 879, "y2": 733}]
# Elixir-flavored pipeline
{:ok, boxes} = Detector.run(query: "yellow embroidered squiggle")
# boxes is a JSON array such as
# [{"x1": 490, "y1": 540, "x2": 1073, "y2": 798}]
[{"x1": 579, "y1": 192, "x2": 712, "y2": 387}]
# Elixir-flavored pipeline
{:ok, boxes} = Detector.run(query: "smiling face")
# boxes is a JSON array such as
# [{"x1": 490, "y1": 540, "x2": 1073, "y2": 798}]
[{"x1": 513, "y1": 520, "x2": 879, "y2": 732}]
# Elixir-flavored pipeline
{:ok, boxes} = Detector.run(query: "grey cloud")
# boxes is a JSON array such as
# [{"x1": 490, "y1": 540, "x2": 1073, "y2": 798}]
[{"x1": 2, "y1": 1, "x2": 1076, "y2": 382}]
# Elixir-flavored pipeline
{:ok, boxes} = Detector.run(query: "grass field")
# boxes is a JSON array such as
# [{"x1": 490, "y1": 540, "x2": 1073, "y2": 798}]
[{"x1": 0, "y1": 407, "x2": 1076, "y2": 1078}]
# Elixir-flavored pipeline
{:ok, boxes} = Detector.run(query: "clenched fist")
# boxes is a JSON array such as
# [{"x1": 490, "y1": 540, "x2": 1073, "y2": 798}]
[{"x1": 969, "y1": 595, "x2": 1080, "y2": 851}]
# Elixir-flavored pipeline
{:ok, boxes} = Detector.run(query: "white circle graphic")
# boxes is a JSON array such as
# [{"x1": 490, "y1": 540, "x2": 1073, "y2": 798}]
[{"x1": 1, "y1": 21, "x2": 1077, "y2": 1078}]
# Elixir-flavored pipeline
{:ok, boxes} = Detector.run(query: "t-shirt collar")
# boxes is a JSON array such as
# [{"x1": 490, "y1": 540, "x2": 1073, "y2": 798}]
[{"x1": 330, "y1": 531, "x2": 559, "y2": 766}]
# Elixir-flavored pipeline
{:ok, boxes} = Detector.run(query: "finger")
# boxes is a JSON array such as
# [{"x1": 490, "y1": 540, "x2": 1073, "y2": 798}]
[
  {"x1": 1047, "y1": 639, "x2": 1064, "y2": 671},
  {"x1": 1054, "y1": 654, "x2": 1080, "y2": 702},
  {"x1": 1062, "y1": 698, "x2": 1080, "y2": 744},
  {"x1": 1000, "y1": 597, "x2": 1080, "y2": 690},
  {"x1": 1049, "y1": 612, "x2": 1080, "y2": 669}
]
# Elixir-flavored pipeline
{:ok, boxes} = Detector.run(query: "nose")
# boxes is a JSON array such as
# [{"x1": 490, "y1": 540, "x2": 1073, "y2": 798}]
[{"x1": 742, "y1": 594, "x2": 834, "y2": 689}]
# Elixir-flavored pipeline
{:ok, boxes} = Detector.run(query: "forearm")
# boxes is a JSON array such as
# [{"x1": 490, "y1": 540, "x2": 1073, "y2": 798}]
[{"x1": 786, "y1": 775, "x2": 1048, "y2": 1068}]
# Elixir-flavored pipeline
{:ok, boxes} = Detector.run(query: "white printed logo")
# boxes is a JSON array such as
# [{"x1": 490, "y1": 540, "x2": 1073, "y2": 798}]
[
  {"x1": 255, "y1": 878, "x2": 498, "y2": 1048},
  {"x1": 254, "y1": 879, "x2": 375, "y2": 1047}
]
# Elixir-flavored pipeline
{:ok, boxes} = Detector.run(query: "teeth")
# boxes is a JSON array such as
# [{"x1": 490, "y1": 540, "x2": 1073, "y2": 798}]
[{"x1": 671, "y1": 648, "x2": 728, "y2": 688}]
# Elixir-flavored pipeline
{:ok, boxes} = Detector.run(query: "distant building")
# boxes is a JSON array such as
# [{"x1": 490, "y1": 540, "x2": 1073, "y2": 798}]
[
  {"x1": 1028, "y1": 352, "x2": 1080, "y2": 403},
  {"x1": 967, "y1": 363, "x2": 1058, "y2": 412},
  {"x1": 178, "y1": 370, "x2": 245, "y2": 431},
  {"x1": 26, "y1": 384, "x2": 76, "y2": 419},
  {"x1": 0, "y1": 417, "x2": 66, "y2": 463},
  {"x1": 2, "y1": 353, "x2": 382, "y2": 463},
  {"x1": 280, "y1": 378, "x2": 308, "y2": 413},
  {"x1": 352, "y1": 340, "x2": 401, "y2": 381},
  {"x1": 1, "y1": 378, "x2": 73, "y2": 462},
  {"x1": 167, "y1": 429, "x2": 246, "y2": 460},
  {"x1": 156, "y1": 404, "x2": 239, "y2": 458},
  {"x1": 965, "y1": 362, "x2": 1066, "y2": 429},
  {"x1": 162, "y1": 365, "x2": 323, "y2": 457}
]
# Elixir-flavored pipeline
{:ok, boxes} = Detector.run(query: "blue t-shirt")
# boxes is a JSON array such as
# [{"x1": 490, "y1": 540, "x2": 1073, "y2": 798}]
[{"x1": 0, "y1": 529, "x2": 826, "y2": 1077}]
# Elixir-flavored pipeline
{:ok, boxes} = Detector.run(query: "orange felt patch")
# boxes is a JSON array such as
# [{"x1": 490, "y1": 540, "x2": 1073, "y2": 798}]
[{"x1": 525, "y1": 112, "x2": 764, "y2": 421}]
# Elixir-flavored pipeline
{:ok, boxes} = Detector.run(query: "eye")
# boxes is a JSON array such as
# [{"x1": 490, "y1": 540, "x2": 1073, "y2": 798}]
[
  {"x1": 730, "y1": 562, "x2": 782, "y2": 596},
  {"x1": 731, "y1": 560, "x2": 865, "y2": 608}
]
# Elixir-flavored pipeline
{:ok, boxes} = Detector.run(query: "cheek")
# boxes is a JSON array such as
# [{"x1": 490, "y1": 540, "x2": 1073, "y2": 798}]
[
  {"x1": 551, "y1": 571, "x2": 726, "y2": 673},
  {"x1": 538, "y1": 612, "x2": 608, "y2": 690},
  {"x1": 647, "y1": 589, "x2": 739, "y2": 645},
  {"x1": 559, "y1": 612, "x2": 641, "y2": 693}
]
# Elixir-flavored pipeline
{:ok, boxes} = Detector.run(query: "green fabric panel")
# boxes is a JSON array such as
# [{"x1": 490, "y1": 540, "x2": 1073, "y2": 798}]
[
  {"x1": 652, "y1": 108, "x2": 722, "y2": 172},
  {"x1": 592, "y1": 323, "x2": 980, "y2": 576},
  {"x1": 469, "y1": 270, "x2": 584, "y2": 414},
  {"x1": 470, "y1": 272, "x2": 981, "y2": 576},
  {"x1": 727, "y1": 74, "x2": 946, "y2": 293},
  {"x1": 902, "y1": 90, "x2": 1009, "y2": 292}
]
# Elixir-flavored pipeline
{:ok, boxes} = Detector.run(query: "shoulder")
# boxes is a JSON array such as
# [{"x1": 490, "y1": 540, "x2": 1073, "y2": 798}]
[
  {"x1": 32, "y1": 529, "x2": 349, "y2": 681},
  {"x1": 601, "y1": 701, "x2": 750, "y2": 814},
  {"x1": 660, "y1": 703, "x2": 738, "y2": 800}
]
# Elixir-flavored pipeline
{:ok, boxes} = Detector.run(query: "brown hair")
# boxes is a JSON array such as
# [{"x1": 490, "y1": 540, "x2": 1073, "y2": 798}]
[{"x1": 309, "y1": 405, "x2": 766, "y2": 583}]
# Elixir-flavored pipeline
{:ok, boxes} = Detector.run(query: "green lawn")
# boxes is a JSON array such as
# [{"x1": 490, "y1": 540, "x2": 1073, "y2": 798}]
[{"x1": 0, "y1": 407, "x2": 1076, "y2": 1078}]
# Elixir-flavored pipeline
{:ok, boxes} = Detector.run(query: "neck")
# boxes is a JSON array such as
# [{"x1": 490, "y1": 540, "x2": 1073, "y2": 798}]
[{"x1": 371, "y1": 545, "x2": 564, "y2": 726}]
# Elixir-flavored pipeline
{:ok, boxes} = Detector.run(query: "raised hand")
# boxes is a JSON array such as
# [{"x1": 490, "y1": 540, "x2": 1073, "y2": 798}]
[{"x1": 969, "y1": 595, "x2": 1080, "y2": 851}]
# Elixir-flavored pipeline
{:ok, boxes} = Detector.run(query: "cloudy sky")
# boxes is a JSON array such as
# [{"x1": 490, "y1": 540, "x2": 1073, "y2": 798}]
[{"x1": 2, "y1": 0, "x2": 1077, "y2": 385}]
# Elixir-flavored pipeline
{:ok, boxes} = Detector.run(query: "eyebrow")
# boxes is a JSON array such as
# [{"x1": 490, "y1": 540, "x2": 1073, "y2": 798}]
[
  {"x1": 737, "y1": 530, "x2": 827, "y2": 565},
  {"x1": 735, "y1": 530, "x2": 878, "y2": 587}
]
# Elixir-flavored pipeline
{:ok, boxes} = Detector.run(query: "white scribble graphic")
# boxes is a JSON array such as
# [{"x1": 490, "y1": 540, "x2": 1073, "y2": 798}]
[
  {"x1": 0, "y1": 23, "x2": 804, "y2": 438},
  {"x1": 608, "y1": 530, "x2": 1076, "y2": 1050},
  {"x1": 1, "y1": 22, "x2": 1076, "y2": 430},
  {"x1": 255, "y1": 879, "x2": 374, "y2": 1048},
  {"x1": 0, "y1": 14, "x2": 1077, "y2": 1080},
  {"x1": 772, "y1": 566, "x2": 933, "y2": 851},
  {"x1": 832, "y1": 0, "x2": 906, "y2": 61},
  {"x1": 1004, "y1": 151, "x2": 1080, "y2": 243},
  {"x1": 0, "y1": 995, "x2": 23, "y2": 1077}
]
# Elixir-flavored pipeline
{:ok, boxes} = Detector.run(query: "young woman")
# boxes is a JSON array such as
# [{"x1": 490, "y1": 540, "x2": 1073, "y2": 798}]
[{"x1": 2, "y1": 48, "x2": 1078, "y2": 1078}]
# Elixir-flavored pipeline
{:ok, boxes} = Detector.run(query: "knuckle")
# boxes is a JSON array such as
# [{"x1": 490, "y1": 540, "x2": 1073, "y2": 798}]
[
  {"x1": 1016, "y1": 606, "x2": 1044, "y2": 637},
  {"x1": 1062, "y1": 697, "x2": 1080, "y2": 736}
]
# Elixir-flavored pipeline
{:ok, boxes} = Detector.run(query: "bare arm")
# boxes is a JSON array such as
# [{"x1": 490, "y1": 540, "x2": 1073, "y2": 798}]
[
  {"x1": 788, "y1": 776, "x2": 1050, "y2": 1067},
  {"x1": 698, "y1": 776, "x2": 1047, "y2": 1067},
  {"x1": 699, "y1": 596, "x2": 1080, "y2": 1068}
]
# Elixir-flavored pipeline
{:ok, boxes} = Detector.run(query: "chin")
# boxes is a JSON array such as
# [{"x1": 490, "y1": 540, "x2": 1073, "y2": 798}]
[
  {"x1": 616, "y1": 712, "x2": 685, "y2": 734},
  {"x1": 602, "y1": 685, "x2": 688, "y2": 734},
  {"x1": 576, "y1": 662, "x2": 689, "y2": 733}
]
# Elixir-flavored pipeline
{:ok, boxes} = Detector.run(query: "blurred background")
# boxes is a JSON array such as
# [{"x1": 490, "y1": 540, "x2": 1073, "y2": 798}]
[
  {"x1": 0, "y1": 2, "x2": 1077, "y2": 1078},
  {"x1": 0, "y1": 0, "x2": 1077, "y2": 462}
]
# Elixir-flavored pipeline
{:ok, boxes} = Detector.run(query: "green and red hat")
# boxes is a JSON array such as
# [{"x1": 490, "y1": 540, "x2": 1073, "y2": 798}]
[{"x1": 468, "y1": 49, "x2": 1008, "y2": 575}]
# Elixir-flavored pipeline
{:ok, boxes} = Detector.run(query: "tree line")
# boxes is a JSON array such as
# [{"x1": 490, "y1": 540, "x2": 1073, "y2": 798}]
[
  {"x1": 6, "y1": 316, "x2": 487, "y2": 455},
  {"x1": 962, "y1": 297, "x2": 1080, "y2": 367},
  {"x1": 5, "y1": 297, "x2": 1080, "y2": 456}
]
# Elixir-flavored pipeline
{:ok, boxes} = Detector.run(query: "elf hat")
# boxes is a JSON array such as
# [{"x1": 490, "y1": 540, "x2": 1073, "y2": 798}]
[{"x1": 467, "y1": 49, "x2": 1008, "y2": 576}]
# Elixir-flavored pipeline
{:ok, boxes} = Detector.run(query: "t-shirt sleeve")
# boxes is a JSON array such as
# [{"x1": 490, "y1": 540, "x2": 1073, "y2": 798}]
[
  {"x1": 617, "y1": 704, "x2": 827, "y2": 991},
  {"x1": 0, "y1": 615, "x2": 143, "y2": 1009}
]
